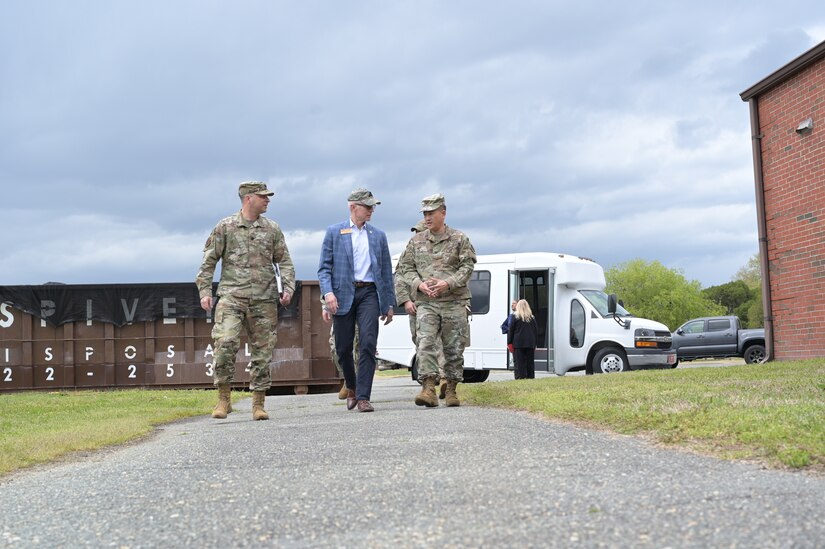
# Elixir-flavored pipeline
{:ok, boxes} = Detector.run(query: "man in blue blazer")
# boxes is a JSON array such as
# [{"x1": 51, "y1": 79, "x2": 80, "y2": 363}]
[{"x1": 318, "y1": 188, "x2": 395, "y2": 412}]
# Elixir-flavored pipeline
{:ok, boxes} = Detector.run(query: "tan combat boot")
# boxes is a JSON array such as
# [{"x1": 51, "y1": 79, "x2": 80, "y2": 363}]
[
  {"x1": 338, "y1": 382, "x2": 348, "y2": 400},
  {"x1": 414, "y1": 377, "x2": 439, "y2": 407},
  {"x1": 252, "y1": 390, "x2": 269, "y2": 420},
  {"x1": 445, "y1": 380, "x2": 460, "y2": 407},
  {"x1": 212, "y1": 384, "x2": 231, "y2": 419},
  {"x1": 224, "y1": 387, "x2": 233, "y2": 414},
  {"x1": 438, "y1": 379, "x2": 447, "y2": 400}
]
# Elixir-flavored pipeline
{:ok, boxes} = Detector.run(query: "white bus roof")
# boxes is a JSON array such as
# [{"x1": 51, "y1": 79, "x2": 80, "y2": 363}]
[
  {"x1": 476, "y1": 253, "x2": 605, "y2": 289},
  {"x1": 391, "y1": 251, "x2": 606, "y2": 290},
  {"x1": 474, "y1": 252, "x2": 595, "y2": 268}
]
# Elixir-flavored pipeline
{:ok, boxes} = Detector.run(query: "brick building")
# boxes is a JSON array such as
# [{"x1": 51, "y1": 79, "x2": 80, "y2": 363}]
[{"x1": 740, "y1": 40, "x2": 825, "y2": 361}]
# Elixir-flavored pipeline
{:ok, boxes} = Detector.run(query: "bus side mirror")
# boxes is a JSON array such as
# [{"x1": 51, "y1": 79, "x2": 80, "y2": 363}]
[
  {"x1": 607, "y1": 293, "x2": 630, "y2": 329},
  {"x1": 607, "y1": 294, "x2": 617, "y2": 315}
]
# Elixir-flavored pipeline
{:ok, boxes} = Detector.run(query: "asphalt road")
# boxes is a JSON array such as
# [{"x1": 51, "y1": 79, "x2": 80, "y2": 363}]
[{"x1": 1, "y1": 364, "x2": 822, "y2": 548}]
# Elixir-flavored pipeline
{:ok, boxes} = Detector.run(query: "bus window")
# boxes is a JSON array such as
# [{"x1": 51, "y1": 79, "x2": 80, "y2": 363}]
[
  {"x1": 570, "y1": 300, "x2": 585, "y2": 348},
  {"x1": 468, "y1": 271, "x2": 490, "y2": 314}
]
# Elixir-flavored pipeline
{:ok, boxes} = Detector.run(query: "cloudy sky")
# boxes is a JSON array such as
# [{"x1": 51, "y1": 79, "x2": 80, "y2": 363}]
[{"x1": 2, "y1": 1, "x2": 823, "y2": 289}]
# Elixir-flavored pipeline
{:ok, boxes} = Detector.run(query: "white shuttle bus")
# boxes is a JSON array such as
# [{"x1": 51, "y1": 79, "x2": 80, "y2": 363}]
[{"x1": 377, "y1": 252, "x2": 676, "y2": 381}]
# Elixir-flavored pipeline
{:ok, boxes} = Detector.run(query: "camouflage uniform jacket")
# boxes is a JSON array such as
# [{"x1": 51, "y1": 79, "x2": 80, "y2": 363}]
[
  {"x1": 394, "y1": 247, "x2": 415, "y2": 307},
  {"x1": 196, "y1": 212, "x2": 296, "y2": 301},
  {"x1": 397, "y1": 225, "x2": 476, "y2": 303}
]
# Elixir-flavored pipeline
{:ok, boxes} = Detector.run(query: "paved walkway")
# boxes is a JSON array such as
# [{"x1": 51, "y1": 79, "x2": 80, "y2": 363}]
[{"x1": 1, "y1": 372, "x2": 822, "y2": 548}]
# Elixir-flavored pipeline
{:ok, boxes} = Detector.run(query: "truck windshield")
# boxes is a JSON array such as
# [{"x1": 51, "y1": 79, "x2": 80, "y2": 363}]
[{"x1": 579, "y1": 290, "x2": 632, "y2": 317}]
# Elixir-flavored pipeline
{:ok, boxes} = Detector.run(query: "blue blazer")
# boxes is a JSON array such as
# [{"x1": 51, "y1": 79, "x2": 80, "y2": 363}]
[{"x1": 317, "y1": 221, "x2": 396, "y2": 316}]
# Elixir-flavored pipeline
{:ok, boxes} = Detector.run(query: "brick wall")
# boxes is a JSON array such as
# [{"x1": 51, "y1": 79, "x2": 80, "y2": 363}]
[{"x1": 757, "y1": 56, "x2": 825, "y2": 359}]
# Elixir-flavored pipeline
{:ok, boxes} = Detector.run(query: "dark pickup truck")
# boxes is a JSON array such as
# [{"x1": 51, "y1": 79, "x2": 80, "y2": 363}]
[{"x1": 671, "y1": 316, "x2": 766, "y2": 365}]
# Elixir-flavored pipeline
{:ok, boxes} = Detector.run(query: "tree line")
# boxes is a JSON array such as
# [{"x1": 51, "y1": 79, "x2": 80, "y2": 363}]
[{"x1": 604, "y1": 254, "x2": 763, "y2": 331}]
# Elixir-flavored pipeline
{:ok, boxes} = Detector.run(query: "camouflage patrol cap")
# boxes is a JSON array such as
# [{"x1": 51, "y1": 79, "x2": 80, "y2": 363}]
[
  {"x1": 238, "y1": 181, "x2": 274, "y2": 197},
  {"x1": 411, "y1": 220, "x2": 427, "y2": 232},
  {"x1": 347, "y1": 188, "x2": 381, "y2": 207},
  {"x1": 420, "y1": 193, "x2": 445, "y2": 212}
]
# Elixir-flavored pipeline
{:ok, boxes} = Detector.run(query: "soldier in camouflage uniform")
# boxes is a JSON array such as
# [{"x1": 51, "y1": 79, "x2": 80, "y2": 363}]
[
  {"x1": 395, "y1": 219, "x2": 448, "y2": 398},
  {"x1": 196, "y1": 181, "x2": 295, "y2": 421},
  {"x1": 397, "y1": 193, "x2": 476, "y2": 407}
]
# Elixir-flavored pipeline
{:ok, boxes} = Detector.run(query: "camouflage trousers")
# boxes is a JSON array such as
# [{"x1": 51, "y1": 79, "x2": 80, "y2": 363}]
[
  {"x1": 415, "y1": 300, "x2": 468, "y2": 382},
  {"x1": 329, "y1": 323, "x2": 359, "y2": 377},
  {"x1": 212, "y1": 295, "x2": 278, "y2": 391},
  {"x1": 409, "y1": 312, "x2": 446, "y2": 379}
]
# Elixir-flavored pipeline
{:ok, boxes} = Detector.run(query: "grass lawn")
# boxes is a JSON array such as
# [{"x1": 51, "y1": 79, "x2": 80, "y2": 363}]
[
  {"x1": 0, "y1": 389, "x2": 237, "y2": 476},
  {"x1": 375, "y1": 367, "x2": 411, "y2": 378},
  {"x1": 461, "y1": 359, "x2": 825, "y2": 472},
  {"x1": 1, "y1": 360, "x2": 822, "y2": 476}
]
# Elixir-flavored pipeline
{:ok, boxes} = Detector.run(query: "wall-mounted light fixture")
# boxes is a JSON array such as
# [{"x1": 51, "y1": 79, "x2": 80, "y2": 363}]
[{"x1": 796, "y1": 117, "x2": 813, "y2": 133}]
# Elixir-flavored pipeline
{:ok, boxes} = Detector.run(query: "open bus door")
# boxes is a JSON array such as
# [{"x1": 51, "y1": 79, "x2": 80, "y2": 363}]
[{"x1": 508, "y1": 269, "x2": 554, "y2": 373}]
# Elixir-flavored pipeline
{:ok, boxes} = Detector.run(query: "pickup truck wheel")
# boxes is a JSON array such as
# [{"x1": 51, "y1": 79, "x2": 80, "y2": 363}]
[
  {"x1": 670, "y1": 359, "x2": 679, "y2": 369},
  {"x1": 744, "y1": 344, "x2": 767, "y2": 364},
  {"x1": 592, "y1": 347, "x2": 628, "y2": 374}
]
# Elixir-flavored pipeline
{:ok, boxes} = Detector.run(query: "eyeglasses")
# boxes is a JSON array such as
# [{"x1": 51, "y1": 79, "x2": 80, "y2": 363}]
[{"x1": 358, "y1": 204, "x2": 375, "y2": 211}]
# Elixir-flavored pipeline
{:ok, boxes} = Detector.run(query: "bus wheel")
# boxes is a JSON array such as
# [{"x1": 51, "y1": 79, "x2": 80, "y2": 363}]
[
  {"x1": 411, "y1": 358, "x2": 422, "y2": 384},
  {"x1": 591, "y1": 347, "x2": 628, "y2": 374},
  {"x1": 462, "y1": 370, "x2": 490, "y2": 383}
]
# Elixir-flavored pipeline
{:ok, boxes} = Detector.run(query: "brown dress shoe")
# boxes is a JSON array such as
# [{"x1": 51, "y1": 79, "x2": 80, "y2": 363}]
[
  {"x1": 346, "y1": 389, "x2": 357, "y2": 410},
  {"x1": 356, "y1": 400, "x2": 374, "y2": 412}
]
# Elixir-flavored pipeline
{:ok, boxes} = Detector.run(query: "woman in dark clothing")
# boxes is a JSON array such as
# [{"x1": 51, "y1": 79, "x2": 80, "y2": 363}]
[{"x1": 507, "y1": 299, "x2": 538, "y2": 379}]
